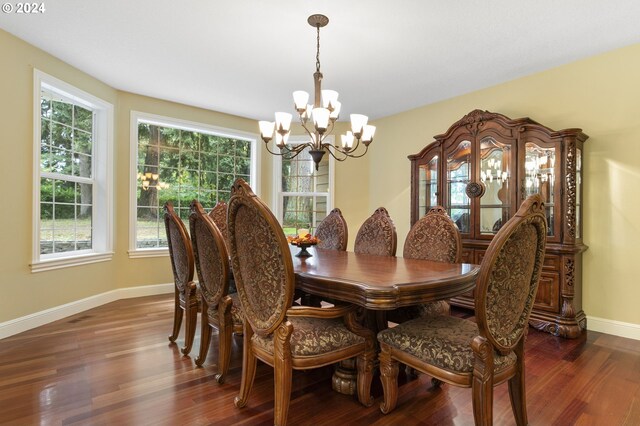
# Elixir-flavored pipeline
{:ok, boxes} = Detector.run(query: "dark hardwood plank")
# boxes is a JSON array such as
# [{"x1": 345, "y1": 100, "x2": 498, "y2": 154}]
[{"x1": 1, "y1": 294, "x2": 639, "y2": 425}]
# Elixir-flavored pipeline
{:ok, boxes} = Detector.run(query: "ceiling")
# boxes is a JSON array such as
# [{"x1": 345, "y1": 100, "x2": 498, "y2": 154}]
[{"x1": 2, "y1": 1, "x2": 640, "y2": 121}]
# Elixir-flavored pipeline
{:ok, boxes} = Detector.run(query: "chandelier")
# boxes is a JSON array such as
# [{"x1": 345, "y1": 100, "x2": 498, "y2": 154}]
[{"x1": 258, "y1": 14, "x2": 376, "y2": 170}]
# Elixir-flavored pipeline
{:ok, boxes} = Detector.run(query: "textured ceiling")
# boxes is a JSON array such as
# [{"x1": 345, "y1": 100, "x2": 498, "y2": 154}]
[{"x1": 2, "y1": 1, "x2": 640, "y2": 121}]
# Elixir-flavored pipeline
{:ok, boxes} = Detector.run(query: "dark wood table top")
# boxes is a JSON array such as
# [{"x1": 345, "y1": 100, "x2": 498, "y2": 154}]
[{"x1": 291, "y1": 246, "x2": 479, "y2": 310}]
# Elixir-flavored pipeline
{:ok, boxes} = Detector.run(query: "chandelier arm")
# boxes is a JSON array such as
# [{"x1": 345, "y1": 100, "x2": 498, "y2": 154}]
[
  {"x1": 320, "y1": 144, "x2": 349, "y2": 162},
  {"x1": 263, "y1": 143, "x2": 309, "y2": 159},
  {"x1": 323, "y1": 142, "x2": 370, "y2": 159}
]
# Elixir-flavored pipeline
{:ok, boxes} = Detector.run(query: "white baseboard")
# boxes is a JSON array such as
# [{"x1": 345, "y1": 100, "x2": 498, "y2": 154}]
[
  {"x1": 587, "y1": 316, "x2": 640, "y2": 341},
  {"x1": 0, "y1": 283, "x2": 173, "y2": 340}
]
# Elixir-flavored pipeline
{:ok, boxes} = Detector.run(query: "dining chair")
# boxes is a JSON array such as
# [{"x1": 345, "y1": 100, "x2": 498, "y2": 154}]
[
  {"x1": 354, "y1": 207, "x2": 397, "y2": 257},
  {"x1": 164, "y1": 202, "x2": 198, "y2": 355},
  {"x1": 189, "y1": 200, "x2": 244, "y2": 381},
  {"x1": 227, "y1": 178, "x2": 375, "y2": 426},
  {"x1": 315, "y1": 208, "x2": 348, "y2": 251},
  {"x1": 377, "y1": 194, "x2": 547, "y2": 426},
  {"x1": 387, "y1": 206, "x2": 462, "y2": 323}
]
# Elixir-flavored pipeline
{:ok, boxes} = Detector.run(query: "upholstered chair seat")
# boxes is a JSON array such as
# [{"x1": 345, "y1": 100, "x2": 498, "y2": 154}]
[
  {"x1": 378, "y1": 316, "x2": 517, "y2": 374},
  {"x1": 251, "y1": 315, "x2": 366, "y2": 358}
]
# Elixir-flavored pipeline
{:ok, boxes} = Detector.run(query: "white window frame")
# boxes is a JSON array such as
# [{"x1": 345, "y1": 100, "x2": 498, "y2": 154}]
[
  {"x1": 31, "y1": 70, "x2": 114, "y2": 272},
  {"x1": 129, "y1": 111, "x2": 260, "y2": 258},
  {"x1": 272, "y1": 135, "x2": 335, "y2": 229}
]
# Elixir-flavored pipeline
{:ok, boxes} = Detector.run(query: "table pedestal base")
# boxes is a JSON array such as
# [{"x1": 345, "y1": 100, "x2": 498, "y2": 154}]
[{"x1": 331, "y1": 358, "x2": 357, "y2": 395}]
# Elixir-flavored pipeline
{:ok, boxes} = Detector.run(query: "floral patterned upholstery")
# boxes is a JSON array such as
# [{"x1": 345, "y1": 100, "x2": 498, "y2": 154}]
[
  {"x1": 403, "y1": 206, "x2": 461, "y2": 263},
  {"x1": 230, "y1": 199, "x2": 292, "y2": 334},
  {"x1": 209, "y1": 201, "x2": 230, "y2": 251},
  {"x1": 191, "y1": 202, "x2": 227, "y2": 308},
  {"x1": 252, "y1": 316, "x2": 365, "y2": 357},
  {"x1": 315, "y1": 208, "x2": 348, "y2": 251},
  {"x1": 354, "y1": 207, "x2": 397, "y2": 257},
  {"x1": 481, "y1": 215, "x2": 546, "y2": 349},
  {"x1": 378, "y1": 316, "x2": 516, "y2": 373}
]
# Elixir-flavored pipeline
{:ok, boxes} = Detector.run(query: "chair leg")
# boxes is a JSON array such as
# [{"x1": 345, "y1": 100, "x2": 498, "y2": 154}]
[
  {"x1": 195, "y1": 301, "x2": 211, "y2": 367},
  {"x1": 273, "y1": 321, "x2": 294, "y2": 426},
  {"x1": 379, "y1": 343, "x2": 400, "y2": 414},
  {"x1": 508, "y1": 339, "x2": 528, "y2": 426},
  {"x1": 471, "y1": 336, "x2": 495, "y2": 426},
  {"x1": 356, "y1": 349, "x2": 375, "y2": 407},
  {"x1": 181, "y1": 291, "x2": 198, "y2": 355},
  {"x1": 235, "y1": 324, "x2": 257, "y2": 409},
  {"x1": 168, "y1": 292, "x2": 182, "y2": 343},
  {"x1": 215, "y1": 297, "x2": 234, "y2": 384}
]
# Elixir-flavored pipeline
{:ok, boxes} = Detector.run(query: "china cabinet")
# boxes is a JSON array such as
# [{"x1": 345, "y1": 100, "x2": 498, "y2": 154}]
[{"x1": 409, "y1": 109, "x2": 588, "y2": 338}]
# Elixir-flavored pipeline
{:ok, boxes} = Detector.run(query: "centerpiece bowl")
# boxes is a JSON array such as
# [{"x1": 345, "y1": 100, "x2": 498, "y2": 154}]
[{"x1": 287, "y1": 233, "x2": 320, "y2": 257}]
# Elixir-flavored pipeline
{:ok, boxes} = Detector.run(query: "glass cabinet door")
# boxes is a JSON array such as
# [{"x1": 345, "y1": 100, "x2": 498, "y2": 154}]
[
  {"x1": 479, "y1": 137, "x2": 513, "y2": 235},
  {"x1": 524, "y1": 143, "x2": 556, "y2": 237},
  {"x1": 446, "y1": 140, "x2": 471, "y2": 234},
  {"x1": 418, "y1": 155, "x2": 438, "y2": 217}
]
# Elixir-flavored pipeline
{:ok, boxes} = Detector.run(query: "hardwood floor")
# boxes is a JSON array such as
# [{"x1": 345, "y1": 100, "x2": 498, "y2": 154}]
[{"x1": 1, "y1": 294, "x2": 639, "y2": 425}]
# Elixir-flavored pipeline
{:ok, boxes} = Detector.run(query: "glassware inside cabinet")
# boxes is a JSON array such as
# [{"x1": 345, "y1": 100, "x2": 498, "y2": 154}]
[
  {"x1": 447, "y1": 140, "x2": 471, "y2": 234},
  {"x1": 418, "y1": 155, "x2": 438, "y2": 217},
  {"x1": 479, "y1": 137, "x2": 511, "y2": 235},
  {"x1": 525, "y1": 143, "x2": 556, "y2": 236}
]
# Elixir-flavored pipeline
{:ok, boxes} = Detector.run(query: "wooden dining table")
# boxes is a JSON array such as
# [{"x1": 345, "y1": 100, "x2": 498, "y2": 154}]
[
  {"x1": 289, "y1": 245, "x2": 480, "y2": 395},
  {"x1": 290, "y1": 245, "x2": 479, "y2": 310}
]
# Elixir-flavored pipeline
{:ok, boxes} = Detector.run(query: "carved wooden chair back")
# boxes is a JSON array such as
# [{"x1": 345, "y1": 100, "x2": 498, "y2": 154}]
[
  {"x1": 315, "y1": 208, "x2": 348, "y2": 251},
  {"x1": 377, "y1": 194, "x2": 547, "y2": 425},
  {"x1": 208, "y1": 200, "x2": 229, "y2": 250},
  {"x1": 227, "y1": 179, "x2": 295, "y2": 336},
  {"x1": 190, "y1": 200, "x2": 230, "y2": 312},
  {"x1": 475, "y1": 194, "x2": 547, "y2": 352},
  {"x1": 163, "y1": 201, "x2": 198, "y2": 355},
  {"x1": 403, "y1": 206, "x2": 461, "y2": 262},
  {"x1": 354, "y1": 207, "x2": 397, "y2": 256}
]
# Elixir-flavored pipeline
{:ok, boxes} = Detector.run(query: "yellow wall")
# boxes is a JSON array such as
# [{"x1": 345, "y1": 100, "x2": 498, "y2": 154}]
[
  {"x1": 0, "y1": 29, "x2": 370, "y2": 323},
  {"x1": 370, "y1": 42, "x2": 640, "y2": 326}
]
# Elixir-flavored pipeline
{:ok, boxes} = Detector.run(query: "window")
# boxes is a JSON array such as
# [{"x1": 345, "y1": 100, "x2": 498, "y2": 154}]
[
  {"x1": 32, "y1": 70, "x2": 114, "y2": 272},
  {"x1": 273, "y1": 136, "x2": 334, "y2": 236},
  {"x1": 130, "y1": 112, "x2": 258, "y2": 256}
]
